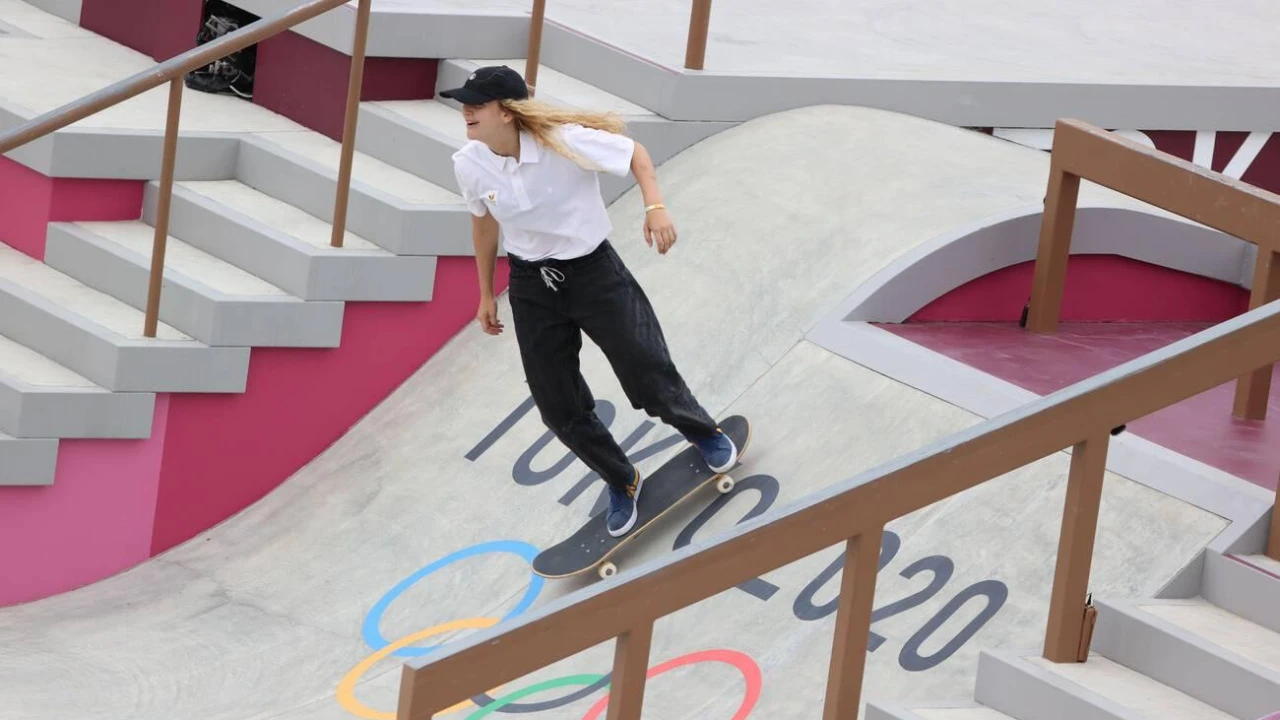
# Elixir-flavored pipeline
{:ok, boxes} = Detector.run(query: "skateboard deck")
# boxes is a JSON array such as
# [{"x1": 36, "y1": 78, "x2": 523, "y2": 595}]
[{"x1": 532, "y1": 415, "x2": 752, "y2": 580}]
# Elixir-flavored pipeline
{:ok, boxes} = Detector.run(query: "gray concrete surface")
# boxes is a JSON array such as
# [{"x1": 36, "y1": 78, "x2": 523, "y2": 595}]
[
  {"x1": 230, "y1": 0, "x2": 1280, "y2": 83},
  {"x1": 235, "y1": 134, "x2": 472, "y2": 257},
  {"x1": 0, "y1": 371, "x2": 153, "y2": 439},
  {"x1": 0, "y1": 106, "x2": 1232, "y2": 719},
  {"x1": 0, "y1": 253, "x2": 250, "y2": 394},
  {"x1": 152, "y1": 181, "x2": 438, "y2": 303},
  {"x1": 1091, "y1": 598, "x2": 1280, "y2": 719},
  {"x1": 13, "y1": 0, "x2": 79, "y2": 23},
  {"x1": 43, "y1": 222, "x2": 346, "y2": 348},
  {"x1": 0, "y1": 431, "x2": 56, "y2": 485},
  {"x1": 1203, "y1": 551, "x2": 1280, "y2": 635},
  {"x1": 224, "y1": 0, "x2": 1280, "y2": 131},
  {"x1": 840, "y1": 206, "x2": 1253, "y2": 324}
]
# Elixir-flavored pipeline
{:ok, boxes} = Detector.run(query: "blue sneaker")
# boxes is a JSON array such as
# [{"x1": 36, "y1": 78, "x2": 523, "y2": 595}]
[
  {"x1": 606, "y1": 467, "x2": 644, "y2": 537},
  {"x1": 689, "y1": 428, "x2": 738, "y2": 473}
]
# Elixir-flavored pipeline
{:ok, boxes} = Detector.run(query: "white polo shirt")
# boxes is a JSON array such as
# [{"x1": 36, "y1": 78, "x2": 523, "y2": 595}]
[{"x1": 451, "y1": 123, "x2": 636, "y2": 261}]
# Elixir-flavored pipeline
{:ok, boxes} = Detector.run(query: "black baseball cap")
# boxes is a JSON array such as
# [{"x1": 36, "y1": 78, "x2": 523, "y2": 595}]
[{"x1": 439, "y1": 65, "x2": 529, "y2": 105}]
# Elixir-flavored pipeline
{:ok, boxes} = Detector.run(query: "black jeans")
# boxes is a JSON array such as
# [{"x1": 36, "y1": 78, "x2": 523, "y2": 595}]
[{"x1": 507, "y1": 240, "x2": 720, "y2": 491}]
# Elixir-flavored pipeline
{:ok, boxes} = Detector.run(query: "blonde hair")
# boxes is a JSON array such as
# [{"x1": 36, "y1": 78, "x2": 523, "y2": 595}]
[{"x1": 499, "y1": 97, "x2": 628, "y2": 170}]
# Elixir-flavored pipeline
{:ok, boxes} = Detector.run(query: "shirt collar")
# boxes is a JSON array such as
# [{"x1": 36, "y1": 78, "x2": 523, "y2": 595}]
[{"x1": 481, "y1": 130, "x2": 540, "y2": 172}]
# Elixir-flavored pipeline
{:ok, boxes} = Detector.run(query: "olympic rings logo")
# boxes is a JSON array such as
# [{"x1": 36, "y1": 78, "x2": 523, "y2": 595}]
[{"x1": 336, "y1": 539, "x2": 762, "y2": 719}]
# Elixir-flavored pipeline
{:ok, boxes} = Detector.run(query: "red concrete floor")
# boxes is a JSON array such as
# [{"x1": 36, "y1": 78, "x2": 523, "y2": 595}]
[{"x1": 881, "y1": 321, "x2": 1280, "y2": 493}]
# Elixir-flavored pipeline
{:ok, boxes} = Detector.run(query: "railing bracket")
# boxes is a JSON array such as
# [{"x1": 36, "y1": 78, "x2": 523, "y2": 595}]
[{"x1": 1076, "y1": 592, "x2": 1097, "y2": 662}]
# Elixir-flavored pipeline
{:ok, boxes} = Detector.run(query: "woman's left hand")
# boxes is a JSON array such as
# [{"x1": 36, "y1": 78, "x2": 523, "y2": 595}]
[{"x1": 644, "y1": 208, "x2": 677, "y2": 254}]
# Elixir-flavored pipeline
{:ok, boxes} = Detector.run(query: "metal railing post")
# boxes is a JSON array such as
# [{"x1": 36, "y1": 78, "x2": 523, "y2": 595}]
[
  {"x1": 1025, "y1": 159, "x2": 1081, "y2": 334},
  {"x1": 605, "y1": 622, "x2": 654, "y2": 720},
  {"x1": 143, "y1": 79, "x2": 184, "y2": 338},
  {"x1": 331, "y1": 0, "x2": 373, "y2": 248},
  {"x1": 525, "y1": 0, "x2": 547, "y2": 95},
  {"x1": 822, "y1": 527, "x2": 884, "y2": 719},
  {"x1": 1043, "y1": 432, "x2": 1110, "y2": 662},
  {"x1": 684, "y1": 0, "x2": 713, "y2": 70},
  {"x1": 1233, "y1": 249, "x2": 1280, "y2": 420}
]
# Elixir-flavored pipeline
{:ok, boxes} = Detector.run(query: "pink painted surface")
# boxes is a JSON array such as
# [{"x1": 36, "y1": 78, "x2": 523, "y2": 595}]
[
  {"x1": 0, "y1": 156, "x2": 143, "y2": 259},
  {"x1": 150, "y1": 257, "x2": 508, "y2": 554},
  {"x1": 78, "y1": 0, "x2": 203, "y2": 62},
  {"x1": 253, "y1": 29, "x2": 437, "y2": 141},
  {"x1": 0, "y1": 396, "x2": 169, "y2": 607},
  {"x1": 907, "y1": 255, "x2": 1248, "y2": 323},
  {"x1": 884, "y1": 321, "x2": 1280, "y2": 493}
]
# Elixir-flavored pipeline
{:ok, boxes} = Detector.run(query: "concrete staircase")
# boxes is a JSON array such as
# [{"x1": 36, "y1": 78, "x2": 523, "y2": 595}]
[
  {"x1": 867, "y1": 550, "x2": 1280, "y2": 720},
  {"x1": 0, "y1": 47, "x2": 728, "y2": 485}
]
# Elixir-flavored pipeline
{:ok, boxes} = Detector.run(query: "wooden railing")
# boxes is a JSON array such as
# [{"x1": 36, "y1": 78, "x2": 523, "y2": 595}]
[
  {"x1": 393, "y1": 121, "x2": 1280, "y2": 719},
  {"x1": 394, "y1": 291, "x2": 1280, "y2": 720},
  {"x1": 524, "y1": 0, "x2": 714, "y2": 92},
  {"x1": 0, "y1": 0, "x2": 372, "y2": 338},
  {"x1": 1024, "y1": 119, "x2": 1280, "y2": 423}
]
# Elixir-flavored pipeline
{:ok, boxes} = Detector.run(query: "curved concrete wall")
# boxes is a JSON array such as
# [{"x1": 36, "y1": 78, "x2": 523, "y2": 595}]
[{"x1": 840, "y1": 205, "x2": 1255, "y2": 323}]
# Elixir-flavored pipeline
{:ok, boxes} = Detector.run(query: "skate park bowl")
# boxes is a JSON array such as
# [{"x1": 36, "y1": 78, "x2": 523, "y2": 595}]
[{"x1": 2, "y1": 102, "x2": 1278, "y2": 720}]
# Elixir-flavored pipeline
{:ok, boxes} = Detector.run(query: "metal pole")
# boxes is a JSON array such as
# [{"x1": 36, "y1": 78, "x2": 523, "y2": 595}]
[
  {"x1": 144, "y1": 79, "x2": 184, "y2": 338},
  {"x1": 684, "y1": 0, "x2": 713, "y2": 70},
  {"x1": 526, "y1": 0, "x2": 547, "y2": 95},
  {"x1": 331, "y1": 0, "x2": 373, "y2": 248}
]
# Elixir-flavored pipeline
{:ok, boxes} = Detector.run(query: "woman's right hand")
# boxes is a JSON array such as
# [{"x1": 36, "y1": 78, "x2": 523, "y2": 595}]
[{"x1": 477, "y1": 295, "x2": 504, "y2": 335}]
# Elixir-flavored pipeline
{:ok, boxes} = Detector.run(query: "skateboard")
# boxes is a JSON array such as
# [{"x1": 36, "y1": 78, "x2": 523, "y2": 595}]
[{"x1": 532, "y1": 414, "x2": 752, "y2": 580}]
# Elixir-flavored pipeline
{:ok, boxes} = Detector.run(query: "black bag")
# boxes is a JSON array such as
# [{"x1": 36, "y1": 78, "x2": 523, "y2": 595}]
[{"x1": 184, "y1": 0, "x2": 260, "y2": 99}]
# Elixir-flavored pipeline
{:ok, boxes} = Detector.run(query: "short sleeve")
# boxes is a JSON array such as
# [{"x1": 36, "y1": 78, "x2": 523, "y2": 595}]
[
  {"x1": 558, "y1": 123, "x2": 635, "y2": 177},
  {"x1": 451, "y1": 153, "x2": 489, "y2": 217}
]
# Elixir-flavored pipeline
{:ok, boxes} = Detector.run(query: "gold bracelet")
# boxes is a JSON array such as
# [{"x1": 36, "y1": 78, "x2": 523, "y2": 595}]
[{"x1": 645, "y1": 203, "x2": 666, "y2": 213}]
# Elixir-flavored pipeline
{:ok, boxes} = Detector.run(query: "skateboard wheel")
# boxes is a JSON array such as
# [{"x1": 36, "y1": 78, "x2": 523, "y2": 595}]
[
  {"x1": 717, "y1": 476, "x2": 735, "y2": 494},
  {"x1": 599, "y1": 562, "x2": 617, "y2": 579}
]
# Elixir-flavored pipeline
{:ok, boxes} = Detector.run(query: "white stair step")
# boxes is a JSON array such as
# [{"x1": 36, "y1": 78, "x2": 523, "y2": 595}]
[
  {"x1": 1028, "y1": 653, "x2": 1235, "y2": 719},
  {"x1": 356, "y1": 98, "x2": 470, "y2": 196},
  {"x1": 0, "y1": 243, "x2": 248, "y2": 393},
  {"x1": 45, "y1": 221, "x2": 345, "y2": 348},
  {"x1": 975, "y1": 648, "x2": 1235, "y2": 720},
  {"x1": 1139, "y1": 599, "x2": 1280, "y2": 675},
  {"x1": 1204, "y1": 551, "x2": 1280, "y2": 635},
  {"x1": 867, "y1": 702, "x2": 1017, "y2": 720},
  {"x1": 913, "y1": 709, "x2": 1018, "y2": 720},
  {"x1": 371, "y1": 98, "x2": 469, "y2": 145},
  {"x1": 1242, "y1": 554, "x2": 1280, "y2": 578},
  {"x1": 236, "y1": 132, "x2": 471, "y2": 256},
  {"x1": 0, "y1": 332, "x2": 153, "y2": 438},
  {"x1": 255, "y1": 130, "x2": 460, "y2": 206},
  {"x1": 0, "y1": 431, "x2": 56, "y2": 485},
  {"x1": 151, "y1": 180, "x2": 436, "y2": 302},
  {"x1": 1092, "y1": 598, "x2": 1280, "y2": 719}
]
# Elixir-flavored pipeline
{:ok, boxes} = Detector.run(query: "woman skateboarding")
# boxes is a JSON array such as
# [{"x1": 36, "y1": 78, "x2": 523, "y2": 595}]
[{"x1": 442, "y1": 65, "x2": 737, "y2": 537}]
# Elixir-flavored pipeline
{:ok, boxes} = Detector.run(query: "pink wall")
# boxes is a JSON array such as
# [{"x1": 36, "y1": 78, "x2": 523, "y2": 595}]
[
  {"x1": 907, "y1": 255, "x2": 1249, "y2": 323},
  {"x1": 0, "y1": 397, "x2": 168, "y2": 607},
  {"x1": 0, "y1": 258, "x2": 506, "y2": 606},
  {"x1": 0, "y1": 156, "x2": 142, "y2": 260},
  {"x1": 151, "y1": 256, "x2": 508, "y2": 554},
  {"x1": 253, "y1": 29, "x2": 438, "y2": 142},
  {"x1": 78, "y1": 0, "x2": 204, "y2": 62}
]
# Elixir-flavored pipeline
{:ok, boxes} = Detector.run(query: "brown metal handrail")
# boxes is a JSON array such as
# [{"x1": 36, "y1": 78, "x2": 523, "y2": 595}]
[
  {"x1": 0, "y1": 0, "x2": 373, "y2": 337},
  {"x1": 393, "y1": 122, "x2": 1280, "y2": 719},
  {"x1": 395, "y1": 296, "x2": 1280, "y2": 719},
  {"x1": 523, "y1": 0, "x2": 714, "y2": 93},
  {"x1": 1025, "y1": 119, "x2": 1280, "y2": 422}
]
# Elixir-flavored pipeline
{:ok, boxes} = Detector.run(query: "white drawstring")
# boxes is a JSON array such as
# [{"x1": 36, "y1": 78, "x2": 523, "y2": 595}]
[{"x1": 540, "y1": 266, "x2": 566, "y2": 292}]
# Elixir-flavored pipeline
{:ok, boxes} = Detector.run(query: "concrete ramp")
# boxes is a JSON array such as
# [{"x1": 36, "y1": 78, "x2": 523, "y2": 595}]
[{"x1": 0, "y1": 106, "x2": 1228, "y2": 719}]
